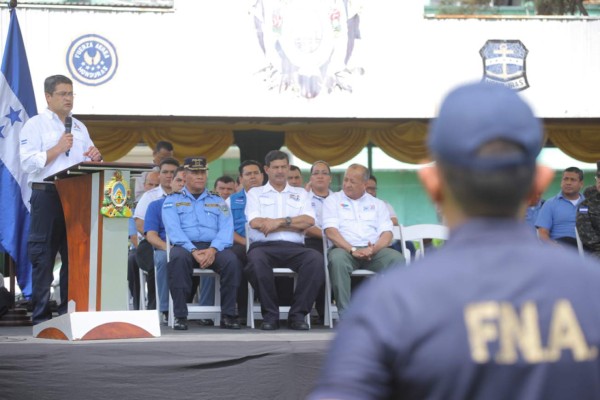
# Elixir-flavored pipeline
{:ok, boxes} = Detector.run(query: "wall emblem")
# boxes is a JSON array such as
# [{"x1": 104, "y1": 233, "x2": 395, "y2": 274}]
[
  {"x1": 66, "y1": 34, "x2": 118, "y2": 86},
  {"x1": 252, "y1": 0, "x2": 364, "y2": 99},
  {"x1": 480, "y1": 40, "x2": 529, "y2": 91},
  {"x1": 101, "y1": 171, "x2": 132, "y2": 218}
]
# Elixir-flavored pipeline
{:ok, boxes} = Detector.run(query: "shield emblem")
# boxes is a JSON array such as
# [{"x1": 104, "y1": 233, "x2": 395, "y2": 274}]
[{"x1": 480, "y1": 40, "x2": 529, "y2": 91}]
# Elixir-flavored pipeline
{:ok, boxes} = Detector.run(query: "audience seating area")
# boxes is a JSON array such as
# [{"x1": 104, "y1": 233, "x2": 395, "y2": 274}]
[{"x1": 135, "y1": 224, "x2": 449, "y2": 329}]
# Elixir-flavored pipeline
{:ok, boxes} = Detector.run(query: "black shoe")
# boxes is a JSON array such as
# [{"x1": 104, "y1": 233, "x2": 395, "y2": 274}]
[
  {"x1": 261, "y1": 321, "x2": 280, "y2": 331},
  {"x1": 220, "y1": 316, "x2": 241, "y2": 330},
  {"x1": 288, "y1": 320, "x2": 310, "y2": 331},
  {"x1": 174, "y1": 317, "x2": 188, "y2": 331},
  {"x1": 197, "y1": 319, "x2": 214, "y2": 326}
]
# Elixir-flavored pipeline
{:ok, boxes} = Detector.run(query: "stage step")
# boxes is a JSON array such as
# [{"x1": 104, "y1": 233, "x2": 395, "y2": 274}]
[{"x1": 0, "y1": 308, "x2": 32, "y2": 326}]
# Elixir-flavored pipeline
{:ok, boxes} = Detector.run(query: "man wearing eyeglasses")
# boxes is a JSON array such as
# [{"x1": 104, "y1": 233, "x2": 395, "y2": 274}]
[{"x1": 20, "y1": 74, "x2": 102, "y2": 325}]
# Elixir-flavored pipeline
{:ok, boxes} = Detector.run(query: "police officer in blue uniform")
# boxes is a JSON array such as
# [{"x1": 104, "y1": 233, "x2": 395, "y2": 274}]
[
  {"x1": 310, "y1": 83, "x2": 600, "y2": 399},
  {"x1": 228, "y1": 160, "x2": 264, "y2": 319},
  {"x1": 162, "y1": 157, "x2": 242, "y2": 330}
]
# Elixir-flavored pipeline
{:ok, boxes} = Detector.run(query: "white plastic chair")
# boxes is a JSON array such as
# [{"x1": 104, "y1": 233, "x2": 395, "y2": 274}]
[
  {"x1": 399, "y1": 224, "x2": 449, "y2": 264},
  {"x1": 166, "y1": 235, "x2": 222, "y2": 328},
  {"x1": 245, "y1": 223, "x2": 310, "y2": 329},
  {"x1": 323, "y1": 227, "x2": 404, "y2": 328}
]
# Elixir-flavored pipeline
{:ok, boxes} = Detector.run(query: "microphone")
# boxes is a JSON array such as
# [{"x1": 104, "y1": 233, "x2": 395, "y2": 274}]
[{"x1": 65, "y1": 116, "x2": 72, "y2": 157}]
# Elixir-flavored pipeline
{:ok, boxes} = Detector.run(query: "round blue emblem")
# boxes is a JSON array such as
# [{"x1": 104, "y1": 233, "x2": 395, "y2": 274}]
[{"x1": 66, "y1": 34, "x2": 118, "y2": 86}]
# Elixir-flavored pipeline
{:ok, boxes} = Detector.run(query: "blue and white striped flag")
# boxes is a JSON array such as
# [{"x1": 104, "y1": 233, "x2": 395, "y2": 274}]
[{"x1": 0, "y1": 8, "x2": 38, "y2": 298}]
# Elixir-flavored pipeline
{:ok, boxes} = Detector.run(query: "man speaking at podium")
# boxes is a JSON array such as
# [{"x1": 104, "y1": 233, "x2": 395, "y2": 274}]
[{"x1": 20, "y1": 74, "x2": 102, "y2": 325}]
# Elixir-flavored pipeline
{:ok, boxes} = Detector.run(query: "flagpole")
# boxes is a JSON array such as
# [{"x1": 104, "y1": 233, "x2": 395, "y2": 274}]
[
  {"x1": 5, "y1": 0, "x2": 16, "y2": 315},
  {"x1": 5, "y1": 0, "x2": 24, "y2": 322},
  {"x1": 8, "y1": 253, "x2": 15, "y2": 306},
  {"x1": 0, "y1": 0, "x2": 37, "y2": 326}
]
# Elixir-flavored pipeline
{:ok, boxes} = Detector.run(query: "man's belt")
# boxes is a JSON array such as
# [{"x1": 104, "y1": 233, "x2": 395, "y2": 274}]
[{"x1": 32, "y1": 182, "x2": 57, "y2": 192}]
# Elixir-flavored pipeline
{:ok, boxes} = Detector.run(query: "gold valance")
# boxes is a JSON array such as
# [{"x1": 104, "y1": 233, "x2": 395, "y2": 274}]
[{"x1": 83, "y1": 118, "x2": 600, "y2": 165}]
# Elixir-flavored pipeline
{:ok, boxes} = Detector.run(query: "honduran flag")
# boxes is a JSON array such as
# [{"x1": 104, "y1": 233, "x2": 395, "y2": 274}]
[{"x1": 0, "y1": 8, "x2": 38, "y2": 298}]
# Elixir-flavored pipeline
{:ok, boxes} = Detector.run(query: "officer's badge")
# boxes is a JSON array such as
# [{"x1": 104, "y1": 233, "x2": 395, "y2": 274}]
[
  {"x1": 219, "y1": 204, "x2": 230, "y2": 216},
  {"x1": 101, "y1": 170, "x2": 133, "y2": 218},
  {"x1": 480, "y1": 40, "x2": 529, "y2": 91}
]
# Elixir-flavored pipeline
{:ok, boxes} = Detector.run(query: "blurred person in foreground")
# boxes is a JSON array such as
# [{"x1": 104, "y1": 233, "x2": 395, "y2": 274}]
[{"x1": 309, "y1": 82, "x2": 600, "y2": 400}]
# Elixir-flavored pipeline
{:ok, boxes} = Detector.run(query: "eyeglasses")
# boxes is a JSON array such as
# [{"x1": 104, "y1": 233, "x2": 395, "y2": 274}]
[
  {"x1": 54, "y1": 91, "x2": 75, "y2": 98},
  {"x1": 311, "y1": 171, "x2": 330, "y2": 176}
]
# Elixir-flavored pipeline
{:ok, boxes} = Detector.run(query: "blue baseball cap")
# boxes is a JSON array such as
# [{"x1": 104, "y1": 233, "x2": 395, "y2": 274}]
[{"x1": 428, "y1": 82, "x2": 543, "y2": 169}]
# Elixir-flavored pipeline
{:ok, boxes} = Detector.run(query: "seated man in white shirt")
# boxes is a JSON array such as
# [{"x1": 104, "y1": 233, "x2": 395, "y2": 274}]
[
  {"x1": 323, "y1": 164, "x2": 405, "y2": 318},
  {"x1": 134, "y1": 140, "x2": 173, "y2": 201},
  {"x1": 245, "y1": 150, "x2": 325, "y2": 330}
]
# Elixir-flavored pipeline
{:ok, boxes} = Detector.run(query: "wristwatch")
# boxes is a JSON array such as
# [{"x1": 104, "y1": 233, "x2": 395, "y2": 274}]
[
  {"x1": 350, "y1": 247, "x2": 357, "y2": 255},
  {"x1": 285, "y1": 216, "x2": 292, "y2": 226}
]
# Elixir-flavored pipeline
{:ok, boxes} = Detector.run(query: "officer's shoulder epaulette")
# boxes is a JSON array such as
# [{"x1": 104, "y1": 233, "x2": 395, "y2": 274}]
[
  {"x1": 208, "y1": 190, "x2": 220, "y2": 197},
  {"x1": 166, "y1": 191, "x2": 181, "y2": 196}
]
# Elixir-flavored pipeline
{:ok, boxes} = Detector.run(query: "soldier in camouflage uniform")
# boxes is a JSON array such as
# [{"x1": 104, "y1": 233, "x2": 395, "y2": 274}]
[{"x1": 576, "y1": 161, "x2": 600, "y2": 258}]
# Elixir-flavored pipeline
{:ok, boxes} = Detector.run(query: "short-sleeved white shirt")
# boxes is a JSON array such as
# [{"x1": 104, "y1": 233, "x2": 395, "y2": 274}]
[
  {"x1": 323, "y1": 190, "x2": 392, "y2": 246},
  {"x1": 246, "y1": 182, "x2": 315, "y2": 244},
  {"x1": 134, "y1": 185, "x2": 168, "y2": 221}
]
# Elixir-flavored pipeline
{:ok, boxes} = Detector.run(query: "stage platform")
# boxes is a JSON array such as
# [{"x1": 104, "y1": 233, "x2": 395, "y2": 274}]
[{"x1": 0, "y1": 322, "x2": 335, "y2": 400}]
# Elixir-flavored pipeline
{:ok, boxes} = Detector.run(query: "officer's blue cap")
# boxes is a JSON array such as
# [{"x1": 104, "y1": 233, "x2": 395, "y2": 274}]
[
  {"x1": 183, "y1": 157, "x2": 209, "y2": 171},
  {"x1": 429, "y1": 82, "x2": 543, "y2": 169}
]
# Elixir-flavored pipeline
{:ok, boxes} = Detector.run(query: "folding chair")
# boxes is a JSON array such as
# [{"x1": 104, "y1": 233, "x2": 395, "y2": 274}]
[
  {"x1": 323, "y1": 227, "x2": 405, "y2": 328},
  {"x1": 399, "y1": 224, "x2": 449, "y2": 264},
  {"x1": 245, "y1": 223, "x2": 310, "y2": 329},
  {"x1": 166, "y1": 236, "x2": 222, "y2": 328}
]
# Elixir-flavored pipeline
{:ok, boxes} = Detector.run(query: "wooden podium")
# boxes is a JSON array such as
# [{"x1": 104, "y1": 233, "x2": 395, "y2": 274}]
[{"x1": 33, "y1": 162, "x2": 160, "y2": 340}]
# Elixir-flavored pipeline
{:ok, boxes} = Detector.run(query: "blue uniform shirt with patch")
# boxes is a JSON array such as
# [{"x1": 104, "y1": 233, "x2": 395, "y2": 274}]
[
  {"x1": 229, "y1": 189, "x2": 247, "y2": 237},
  {"x1": 535, "y1": 191, "x2": 584, "y2": 239},
  {"x1": 162, "y1": 188, "x2": 233, "y2": 253}
]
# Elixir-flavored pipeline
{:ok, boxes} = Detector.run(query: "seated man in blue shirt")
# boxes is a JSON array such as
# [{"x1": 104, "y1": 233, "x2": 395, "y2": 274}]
[
  {"x1": 201, "y1": 161, "x2": 265, "y2": 321},
  {"x1": 536, "y1": 166, "x2": 584, "y2": 247},
  {"x1": 162, "y1": 157, "x2": 242, "y2": 330},
  {"x1": 525, "y1": 190, "x2": 544, "y2": 232},
  {"x1": 144, "y1": 166, "x2": 186, "y2": 323}
]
